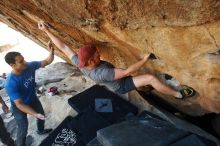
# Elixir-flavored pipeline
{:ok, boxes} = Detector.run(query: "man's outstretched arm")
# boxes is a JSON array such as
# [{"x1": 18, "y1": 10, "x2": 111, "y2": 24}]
[
  {"x1": 114, "y1": 54, "x2": 150, "y2": 80},
  {"x1": 0, "y1": 96, "x2": 9, "y2": 113},
  {"x1": 41, "y1": 41, "x2": 54, "y2": 67},
  {"x1": 14, "y1": 99, "x2": 46, "y2": 120},
  {"x1": 38, "y1": 21, "x2": 76, "y2": 60}
]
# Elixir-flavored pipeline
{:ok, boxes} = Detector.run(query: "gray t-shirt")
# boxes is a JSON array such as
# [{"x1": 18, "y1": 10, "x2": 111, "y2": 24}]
[{"x1": 71, "y1": 54, "x2": 124, "y2": 92}]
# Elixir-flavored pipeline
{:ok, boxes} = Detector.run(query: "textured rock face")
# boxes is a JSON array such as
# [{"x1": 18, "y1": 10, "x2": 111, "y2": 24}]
[{"x1": 0, "y1": 0, "x2": 220, "y2": 114}]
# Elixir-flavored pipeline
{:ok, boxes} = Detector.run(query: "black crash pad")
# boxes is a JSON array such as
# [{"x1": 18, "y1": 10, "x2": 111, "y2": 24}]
[
  {"x1": 97, "y1": 110, "x2": 217, "y2": 146},
  {"x1": 40, "y1": 109, "x2": 110, "y2": 146},
  {"x1": 86, "y1": 138, "x2": 102, "y2": 146},
  {"x1": 170, "y1": 134, "x2": 216, "y2": 146},
  {"x1": 68, "y1": 85, "x2": 138, "y2": 124}
]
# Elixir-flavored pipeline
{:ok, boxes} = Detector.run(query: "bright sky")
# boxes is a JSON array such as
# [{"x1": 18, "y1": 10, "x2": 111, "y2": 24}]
[{"x1": 0, "y1": 22, "x2": 64, "y2": 74}]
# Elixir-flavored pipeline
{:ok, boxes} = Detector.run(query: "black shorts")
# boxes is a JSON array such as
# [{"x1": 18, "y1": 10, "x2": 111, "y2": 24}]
[{"x1": 115, "y1": 76, "x2": 136, "y2": 94}]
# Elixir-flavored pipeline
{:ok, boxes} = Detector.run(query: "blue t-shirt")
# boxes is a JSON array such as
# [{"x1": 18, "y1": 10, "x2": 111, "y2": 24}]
[{"x1": 5, "y1": 61, "x2": 41, "y2": 105}]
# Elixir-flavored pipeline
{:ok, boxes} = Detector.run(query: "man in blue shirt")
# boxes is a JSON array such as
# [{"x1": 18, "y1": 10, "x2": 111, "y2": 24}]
[{"x1": 5, "y1": 42, "x2": 54, "y2": 146}]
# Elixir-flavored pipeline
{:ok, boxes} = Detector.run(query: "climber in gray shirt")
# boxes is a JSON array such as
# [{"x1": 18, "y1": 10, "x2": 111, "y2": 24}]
[
  {"x1": 71, "y1": 54, "x2": 127, "y2": 93},
  {"x1": 38, "y1": 21, "x2": 195, "y2": 98}
]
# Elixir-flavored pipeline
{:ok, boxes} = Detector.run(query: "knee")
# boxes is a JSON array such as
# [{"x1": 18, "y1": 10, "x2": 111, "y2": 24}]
[
  {"x1": 145, "y1": 74, "x2": 158, "y2": 83},
  {"x1": 19, "y1": 123, "x2": 28, "y2": 131},
  {"x1": 17, "y1": 121, "x2": 28, "y2": 135},
  {"x1": 17, "y1": 127, "x2": 28, "y2": 139}
]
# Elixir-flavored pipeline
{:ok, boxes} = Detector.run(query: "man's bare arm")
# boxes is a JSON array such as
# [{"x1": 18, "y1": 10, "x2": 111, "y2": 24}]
[
  {"x1": 41, "y1": 41, "x2": 54, "y2": 67},
  {"x1": 114, "y1": 54, "x2": 150, "y2": 80},
  {"x1": 38, "y1": 21, "x2": 76, "y2": 60},
  {"x1": 0, "y1": 96, "x2": 9, "y2": 113},
  {"x1": 0, "y1": 96, "x2": 5, "y2": 105},
  {"x1": 14, "y1": 99, "x2": 45, "y2": 120}
]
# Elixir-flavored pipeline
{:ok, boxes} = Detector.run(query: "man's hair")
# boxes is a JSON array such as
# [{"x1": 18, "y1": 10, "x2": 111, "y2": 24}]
[
  {"x1": 5, "y1": 52, "x2": 21, "y2": 65},
  {"x1": 78, "y1": 45, "x2": 97, "y2": 68}
]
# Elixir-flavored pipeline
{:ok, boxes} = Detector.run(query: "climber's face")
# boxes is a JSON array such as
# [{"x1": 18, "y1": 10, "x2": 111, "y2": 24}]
[
  {"x1": 86, "y1": 50, "x2": 100, "y2": 68},
  {"x1": 92, "y1": 50, "x2": 100, "y2": 66}
]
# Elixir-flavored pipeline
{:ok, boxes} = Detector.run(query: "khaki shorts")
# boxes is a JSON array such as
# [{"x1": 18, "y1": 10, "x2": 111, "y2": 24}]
[{"x1": 115, "y1": 76, "x2": 136, "y2": 94}]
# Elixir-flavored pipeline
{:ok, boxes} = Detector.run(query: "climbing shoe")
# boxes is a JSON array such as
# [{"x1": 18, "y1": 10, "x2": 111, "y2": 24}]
[{"x1": 180, "y1": 86, "x2": 195, "y2": 98}]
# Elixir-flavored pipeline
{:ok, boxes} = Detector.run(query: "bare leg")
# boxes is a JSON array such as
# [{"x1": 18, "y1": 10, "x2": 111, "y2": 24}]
[{"x1": 132, "y1": 74, "x2": 181, "y2": 98}]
